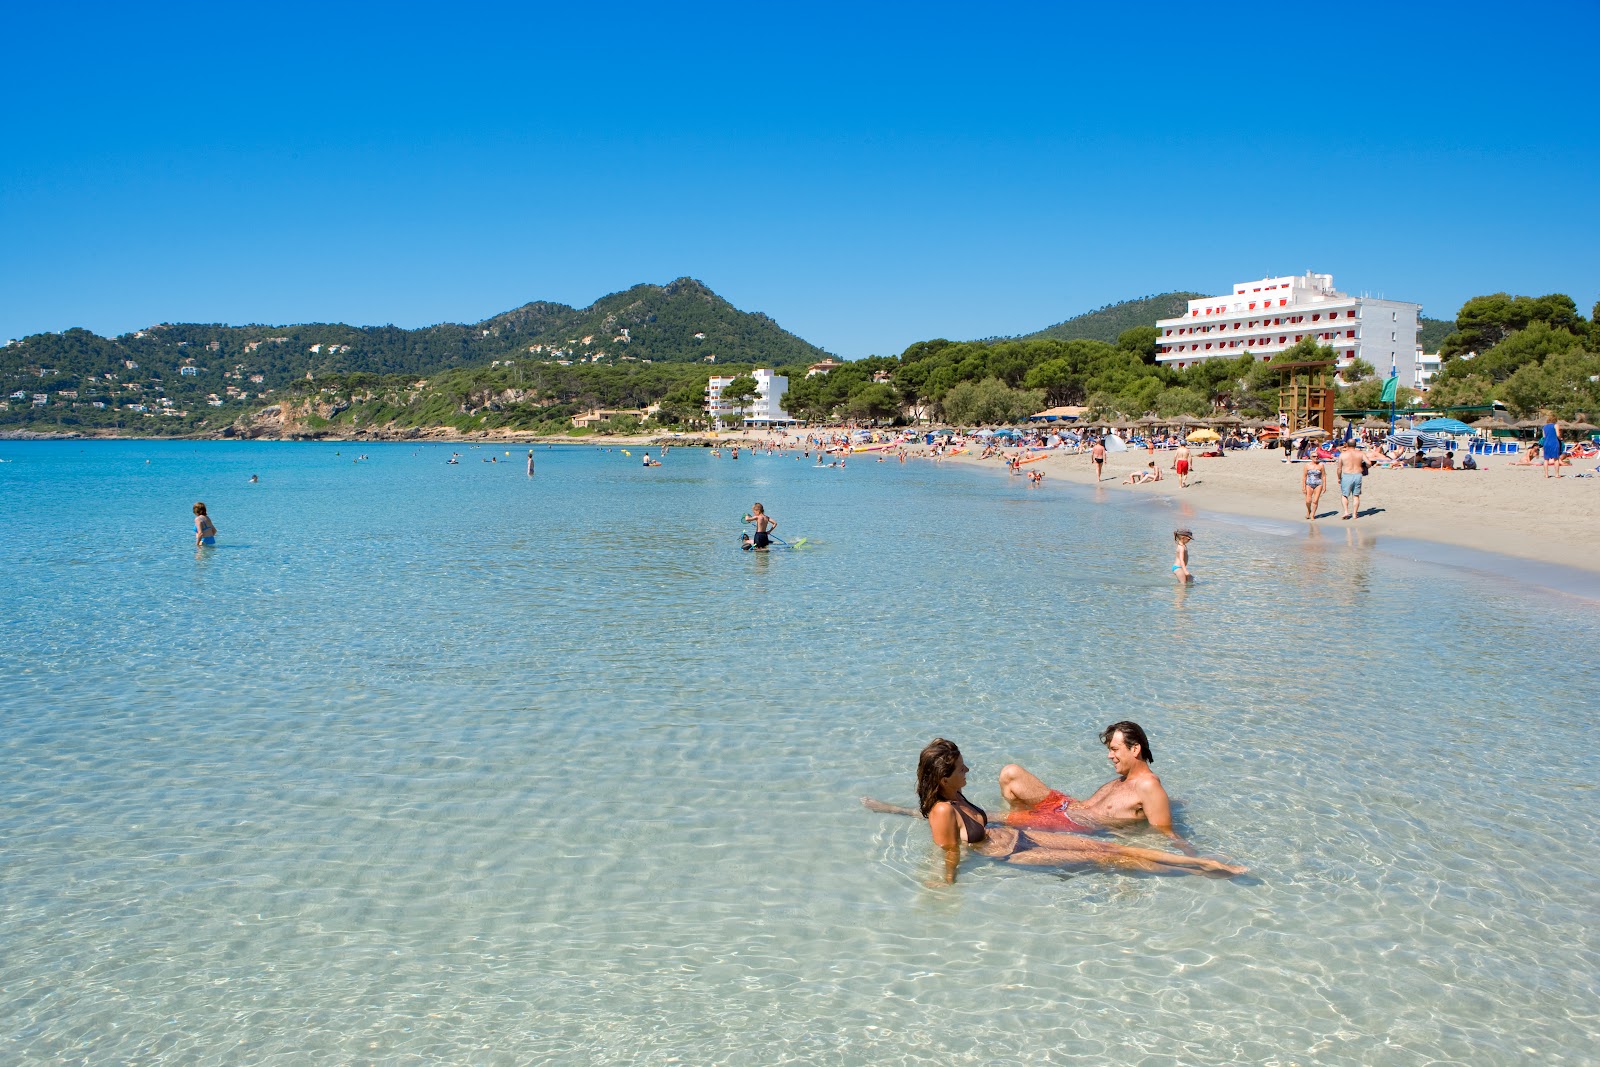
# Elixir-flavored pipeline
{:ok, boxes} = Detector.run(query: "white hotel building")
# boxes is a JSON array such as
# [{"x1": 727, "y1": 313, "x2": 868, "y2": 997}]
[
  {"x1": 1155, "y1": 273, "x2": 1423, "y2": 386},
  {"x1": 705, "y1": 368, "x2": 795, "y2": 427}
]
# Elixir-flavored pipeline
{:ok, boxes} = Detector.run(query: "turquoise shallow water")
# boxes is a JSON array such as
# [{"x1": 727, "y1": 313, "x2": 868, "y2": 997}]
[{"x1": 2, "y1": 440, "x2": 1597, "y2": 1065}]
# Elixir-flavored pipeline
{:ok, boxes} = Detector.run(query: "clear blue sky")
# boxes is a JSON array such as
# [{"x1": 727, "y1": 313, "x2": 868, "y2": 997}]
[{"x1": 5, "y1": 1, "x2": 1596, "y2": 358}]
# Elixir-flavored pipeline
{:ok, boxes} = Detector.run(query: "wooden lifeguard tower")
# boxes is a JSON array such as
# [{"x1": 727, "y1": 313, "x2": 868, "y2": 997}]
[{"x1": 1276, "y1": 361, "x2": 1335, "y2": 435}]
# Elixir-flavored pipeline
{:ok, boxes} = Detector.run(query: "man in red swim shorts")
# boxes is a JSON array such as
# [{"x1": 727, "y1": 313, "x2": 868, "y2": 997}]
[{"x1": 998, "y1": 721, "x2": 1195, "y2": 854}]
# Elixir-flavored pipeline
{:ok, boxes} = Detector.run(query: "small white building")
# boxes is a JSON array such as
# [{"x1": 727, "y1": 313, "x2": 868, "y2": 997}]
[
  {"x1": 705, "y1": 369, "x2": 795, "y2": 427},
  {"x1": 1413, "y1": 348, "x2": 1444, "y2": 392},
  {"x1": 1155, "y1": 272, "x2": 1422, "y2": 385}
]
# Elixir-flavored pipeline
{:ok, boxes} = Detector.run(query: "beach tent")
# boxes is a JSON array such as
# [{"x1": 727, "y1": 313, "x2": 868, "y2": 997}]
[
  {"x1": 1104, "y1": 434, "x2": 1128, "y2": 452},
  {"x1": 1387, "y1": 431, "x2": 1450, "y2": 450},
  {"x1": 1413, "y1": 417, "x2": 1475, "y2": 435}
]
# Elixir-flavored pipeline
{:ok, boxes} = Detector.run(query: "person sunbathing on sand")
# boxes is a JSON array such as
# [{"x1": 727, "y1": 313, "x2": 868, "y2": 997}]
[
  {"x1": 877, "y1": 738, "x2": 1243, "y2": 884},
  {"x1": 1122, "y1": 462, "x2": 1162, "y2": 484}
]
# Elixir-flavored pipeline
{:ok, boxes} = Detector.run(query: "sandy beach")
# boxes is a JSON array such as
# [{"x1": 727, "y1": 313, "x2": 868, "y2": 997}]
[
  {"x1": 600, "y1": 426, "x2": 1600, "y2": 578},
  {"x1": 939, "y1": 443, "x2": 1600, "y2": 576}
]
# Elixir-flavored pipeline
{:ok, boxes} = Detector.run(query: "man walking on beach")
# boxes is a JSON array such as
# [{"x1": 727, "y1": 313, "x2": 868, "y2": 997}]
[
  {"x1": 1337, "y1": 441, "x2": 1364, "y2": 519},
  {"x1": 1172, "y1": 440, "x2": 1192, "y2": 488},
  {"x1": 998, "y1": 721, "x2": 1194, "y2": 854},
  {"x1": 1091, "y1": 438, "x2": 1106, "y2": 481}
]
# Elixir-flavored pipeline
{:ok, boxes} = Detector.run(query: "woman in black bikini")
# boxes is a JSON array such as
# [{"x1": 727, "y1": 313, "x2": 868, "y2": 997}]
[{"x1": 916, "y1": 739, "x2": 1245, "y2": 883}]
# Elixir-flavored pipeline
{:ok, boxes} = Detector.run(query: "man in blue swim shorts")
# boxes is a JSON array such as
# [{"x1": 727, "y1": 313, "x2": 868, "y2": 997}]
[{"x1": 1337, "y1": 442, "x2": 1364, "y2": 520}]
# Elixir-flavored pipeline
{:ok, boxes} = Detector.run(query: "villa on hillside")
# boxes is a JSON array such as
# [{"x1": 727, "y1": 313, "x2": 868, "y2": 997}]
[{"x1": 1155, "y1": 272, "x2": 1422, "y2": 386}]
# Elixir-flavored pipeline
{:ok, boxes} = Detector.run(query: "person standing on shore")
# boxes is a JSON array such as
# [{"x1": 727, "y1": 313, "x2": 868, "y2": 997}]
[
  {"x1": 193, "y1": 502, "x2": 217, "y2": 547},
  {"x1": 1091, "y1": 438, "x2": 1106, "y2": 482},
  {"x1": 1302, "y1": 455, "x2": 1327, "y2": 520},
  {"x1": 1337, "y1": 442, "x2": 1364, "y2": 519},
  {"x1": 1542, "y1": 416, "x2": 1563, "y2": 478},
  {"x1": 1172, "y1": 441, "x2": 1192, "y2": 488}
]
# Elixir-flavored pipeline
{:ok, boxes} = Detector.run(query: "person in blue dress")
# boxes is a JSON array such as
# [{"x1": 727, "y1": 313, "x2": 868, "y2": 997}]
[{"x1": 1542, "y1": 416, "x2": 1563, "y2": 478}]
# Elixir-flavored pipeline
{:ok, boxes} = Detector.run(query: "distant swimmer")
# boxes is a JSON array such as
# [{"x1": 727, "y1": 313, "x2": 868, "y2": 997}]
[
  {"x1": 527, "y1": 450, "x2": 535, "y2": 477},
  {"x1": 193, "y1": 502, "x2": 217, "y2": 547},
  {"x1": 743, "y1": 502, "x2": 777, "y2": 551},
  {"x1": 249, "y1": 474, "x2": 259, "y2": 483},
  {"x1": 1171, "y1": 528, "x2": 1193, "y2": 583}
]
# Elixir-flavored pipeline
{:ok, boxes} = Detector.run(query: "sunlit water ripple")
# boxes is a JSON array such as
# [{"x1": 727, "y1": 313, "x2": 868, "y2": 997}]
[{"x1": 2, "y1": 440, "x2": 1596, "y2": 1065}]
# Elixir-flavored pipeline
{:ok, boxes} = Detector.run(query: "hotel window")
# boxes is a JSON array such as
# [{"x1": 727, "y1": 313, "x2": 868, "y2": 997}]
[
  {"x1": 1346, "y1": 310, "x2": 1355, "y2": 318},
  {"x1": 1392, "y1": 312, "x2": 1398, "y2": 321},
  {"x1": 1278, "y1": 336, "x2": 1286, "y2": 343},
  {"x1": 1347, "y1": 330, "x2": 1355, "y2": 338}
]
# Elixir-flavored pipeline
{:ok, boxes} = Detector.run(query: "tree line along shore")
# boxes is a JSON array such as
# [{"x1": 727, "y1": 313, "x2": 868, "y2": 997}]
[{"x1": 3, "y1": 289, "x2": 1594, "y2": 440}]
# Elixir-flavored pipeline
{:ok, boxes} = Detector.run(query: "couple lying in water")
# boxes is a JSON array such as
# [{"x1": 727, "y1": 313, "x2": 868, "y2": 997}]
[{"x1": 863, "y1": 722, "x2": 1245, "y2": 882}]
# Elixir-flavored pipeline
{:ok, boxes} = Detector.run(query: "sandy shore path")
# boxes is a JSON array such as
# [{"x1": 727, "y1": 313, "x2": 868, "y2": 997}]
[{"x1": 934, "y1": 445, "x2": 1599, "y2": 575}]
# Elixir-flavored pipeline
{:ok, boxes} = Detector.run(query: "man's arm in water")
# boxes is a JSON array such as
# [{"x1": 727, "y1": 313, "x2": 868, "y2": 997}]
[{"x1": 1136, "y1": 778, "x2": 1196, "y2": 856}]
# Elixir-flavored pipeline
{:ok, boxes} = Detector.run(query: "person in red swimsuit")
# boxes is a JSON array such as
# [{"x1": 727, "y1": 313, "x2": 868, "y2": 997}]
[{"x1": 998, "y1": 721, "x2": 1196, "y2": 854}]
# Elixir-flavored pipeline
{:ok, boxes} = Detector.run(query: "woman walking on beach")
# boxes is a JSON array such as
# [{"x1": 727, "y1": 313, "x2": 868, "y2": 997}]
[
  {"x1": 1302, "y1": 456, "x2": 1326, "y2": 520},
  {"x1": 907, "y1": 739, "x2": 1243, "y2": 884},
  {"x1": 1542, "y1": 415, "x2": 1563, "y2": 477},
  {"x1": 193, "y1": 502, "x2": 217, "y2": 547}
]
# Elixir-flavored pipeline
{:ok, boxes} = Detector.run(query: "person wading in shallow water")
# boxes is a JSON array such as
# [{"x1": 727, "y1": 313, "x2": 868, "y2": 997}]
[
  {"x1": 193, "y1": 502, "x2": 217, "y2": 547},
  {"x1": 743, "y1": 502, "x2": 777, "y2": 550}
]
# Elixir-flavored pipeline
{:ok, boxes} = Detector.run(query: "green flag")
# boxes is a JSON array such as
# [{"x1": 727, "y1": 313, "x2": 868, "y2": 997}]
[{"x1": 1380, "y1": 376, "x2": 1398, "y2": 404}]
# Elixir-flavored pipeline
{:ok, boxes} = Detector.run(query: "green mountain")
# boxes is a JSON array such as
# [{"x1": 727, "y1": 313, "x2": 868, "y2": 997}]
[
  {"x1": 1024, "y1": 292, "x2": 1206, "y2": 344},
  {"x1": 0, "y1": 278, "x2": 831, "y2": 434}
]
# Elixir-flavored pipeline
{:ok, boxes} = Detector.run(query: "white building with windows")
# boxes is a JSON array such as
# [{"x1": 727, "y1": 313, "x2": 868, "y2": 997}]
[
  {"x1": 705, "y1": 368, "x2": 794, "y2": 427},
  {"x1": 1155, "y1": 272, "x2": 1422, "y2": 385},
  {"x1": 1413, "y1": 347, "x2": 1444, "y2": 392}
]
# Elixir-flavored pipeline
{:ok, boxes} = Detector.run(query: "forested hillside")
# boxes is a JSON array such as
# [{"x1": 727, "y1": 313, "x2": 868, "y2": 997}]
[
  {"x1": 5, "y1": 285, "x2": 1591, "y2": 437},
  {"x1": 1025, "y1": 293, "x2": 1204, "y2": 343},
  {"x1": 0, "y1": 279, "x2": 831, "y2": 433}
]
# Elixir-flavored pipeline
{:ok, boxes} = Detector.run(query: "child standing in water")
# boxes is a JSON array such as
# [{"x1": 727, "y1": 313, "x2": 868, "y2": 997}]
[
  {"x1": 1171, "y1": 528, "x2": 1193, "y2": 582},
  {"x1": 744, "y1": 502, "x2": 778, "y2": 550}
]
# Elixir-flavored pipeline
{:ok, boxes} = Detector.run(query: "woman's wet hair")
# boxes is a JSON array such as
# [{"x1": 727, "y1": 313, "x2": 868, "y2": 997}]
[
  {"x1": 916, "y1": 737, "x2": 963, "y2": 817},
  {"x1": 1101, "y1": 720, "x2": 1153, "y2": 763}
]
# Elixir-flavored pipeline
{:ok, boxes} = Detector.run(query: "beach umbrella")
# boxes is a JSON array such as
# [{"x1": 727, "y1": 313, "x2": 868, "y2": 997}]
[
  {"x1": 1413, "y1": 417, "x2": 1475, "y2": 435},
  {"x1": 1187, "y1": 429, "x2": 1221, "y2": 442},
  {"x1": 1137, "y1": 415, "x2": 1162, "y2": 426},
  {"x1": 1512, "y1": 418, "x2": 1544, "y2": 429},
  {"x1": 1209, "y1": 415, "x2": 1241, "y2": 425},
  {"x1": 1286, "y1": 427, "x2": 1329, "y2": 440},
  {"x1": 1563, "y1": 421, "x2": 1598, "y2": 434},
  {"x1": 1470, "y1": 415, "x2": 1510, "y2": 430},
  {"x1": 1360, "y1": 417, "x2": 1389, "y2": 429}
]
